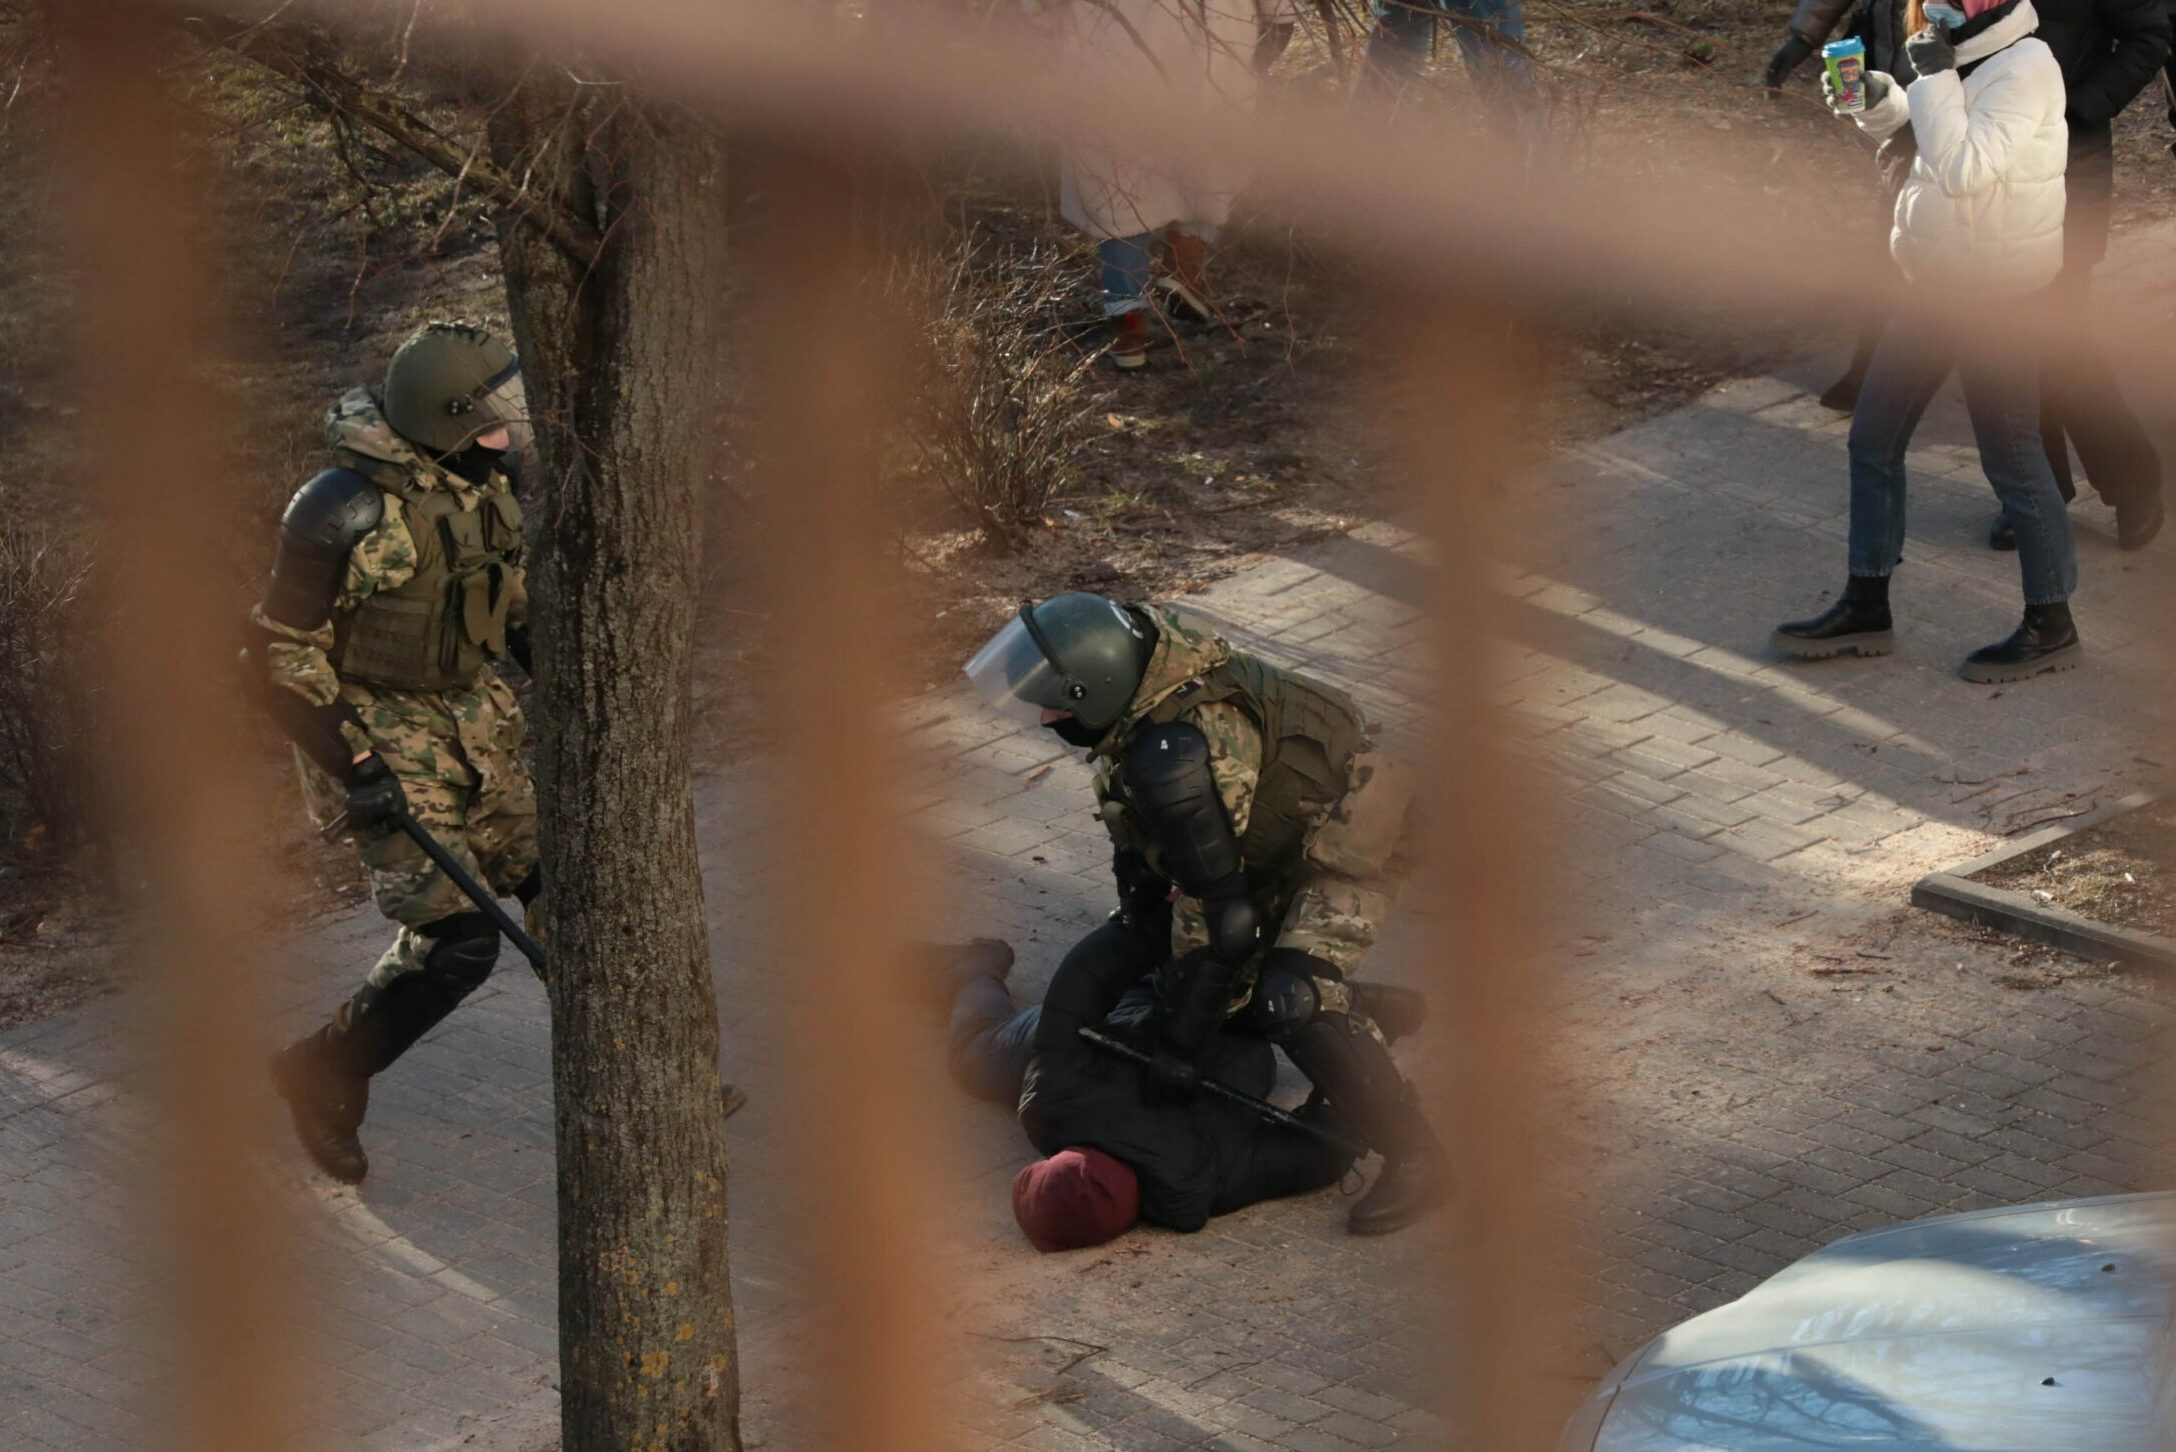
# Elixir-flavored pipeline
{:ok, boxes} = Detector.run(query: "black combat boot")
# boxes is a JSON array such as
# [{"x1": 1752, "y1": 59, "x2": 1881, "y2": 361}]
[
  {"x1": 1818, "y1": 364, "x2": 1867, "y2": 414},
  {"x1": 1817, "y1": 328, "x2": 1877, "y2": 413},
  {"x1": 1348, "y1": 1091, "x2": 1449, "y2": 1237},
  {"x1": 268, "y1": 1026, "x2": 371, "y2": 1185},
  {"x1": 2118, "y1": 489, "x2": 2165, "y2": 552},
  {"x1": 1773, "y1": 574, "x2": 1893, "y2": 659},
  {"x1": 1961, "y1": 601, "x2": 2080, "y2": 684},
  {"x1": 1286, "y1": 1014, "x2": 1448, "y2": 1236},
  {"x1": 1351, "y1": 983, "x2": 1428, "y2": 1046}
]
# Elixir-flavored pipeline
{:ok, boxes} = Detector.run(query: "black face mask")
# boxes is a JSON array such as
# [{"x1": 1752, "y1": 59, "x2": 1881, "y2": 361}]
[
  {"x1": 443, "y1": 442, "x2": 507, "y2": 485},
  {"x1": 1046, "y1": 715, "x2": 1106, "y2": 749}
]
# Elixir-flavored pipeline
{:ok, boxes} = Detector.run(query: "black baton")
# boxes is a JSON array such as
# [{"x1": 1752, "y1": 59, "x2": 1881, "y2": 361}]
[
  {"x1": 1078, "y1": 1026, "x2": 1370, "y2": 1159},
  {"x1": 322, "y1": 808, "x2": 546, "y2": 972}
]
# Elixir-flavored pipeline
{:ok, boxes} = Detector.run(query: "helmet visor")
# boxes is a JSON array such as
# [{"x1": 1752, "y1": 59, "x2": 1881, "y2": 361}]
[
  {"x1": 474, "y1": 362, "x2": 533, "y2": 454},
  {"x1": 965, "y1": 615, "x2": 1072, "y2": 726}
]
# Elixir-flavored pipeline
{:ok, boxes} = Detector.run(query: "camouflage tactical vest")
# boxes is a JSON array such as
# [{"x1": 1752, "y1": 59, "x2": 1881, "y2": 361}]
[
  {"x1": 330, "y1": 484, "x2": 523, "y2": 692},
  {"x1": 1119, "y1": 653, "x2": 1367, "y2": 885}
]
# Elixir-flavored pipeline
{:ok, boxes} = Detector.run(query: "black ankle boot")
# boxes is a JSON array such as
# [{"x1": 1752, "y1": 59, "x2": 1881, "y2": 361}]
[
  {"x1": 1348, "y1": 1099, "x2": 1449, "y2": 1236},
  {"x1": 1773, "y1": 577, "x2": 1893, "y2": 659},
  {"x1": 1818, "y1": 368, "x2": 1866, "y2": 414},
  {"x1": 269, "y1": 1027, "x2": 371, "y2": 1185},
  {"x1": 1961, "y1": 602, "x2": 2080, "y2": 683},
  {"x1": 2118, "y1": 490, "x2": 2165, "y2": 552},
  {"x1": 1989, "y1": 513, "x2": 2017, "y2": 551}
]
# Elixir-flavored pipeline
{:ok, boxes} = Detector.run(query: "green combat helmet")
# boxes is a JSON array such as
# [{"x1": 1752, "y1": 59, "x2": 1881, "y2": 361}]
[
  {"x1": 381, "y1": 320, "x2": 532, "y2": 458},
  {"x1": 966, "y1": 593, "x2": 1153, "y2": 745}
]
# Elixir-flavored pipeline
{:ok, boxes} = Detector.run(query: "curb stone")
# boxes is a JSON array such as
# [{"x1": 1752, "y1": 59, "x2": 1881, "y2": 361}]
[{"x1": 1911, "y1": 791, "x2": 2173, "y2": 968}]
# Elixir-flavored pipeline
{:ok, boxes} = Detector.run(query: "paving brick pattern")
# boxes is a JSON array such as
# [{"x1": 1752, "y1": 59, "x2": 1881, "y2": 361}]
[{"x1": 3, "y1": 229, "x2": 2173, "y2": 1448}]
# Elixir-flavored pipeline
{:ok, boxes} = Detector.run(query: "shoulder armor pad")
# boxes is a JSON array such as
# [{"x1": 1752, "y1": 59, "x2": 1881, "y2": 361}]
[
  {"x1": 1124, "y1": 720, "x2": 1216, "y2": 787},
  {"x1": 260, "y1": 468, "x2": 383, "y2": 633},
  {"x1": 281, "y1": 468, "x2": 384, "y2": 553},
  {"x1": 1121, "y1": 722, "x2": 1243, "y2": 899}
]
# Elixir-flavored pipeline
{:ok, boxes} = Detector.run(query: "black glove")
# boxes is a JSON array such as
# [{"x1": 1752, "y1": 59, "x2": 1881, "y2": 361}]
[
  {"x1": 1905, "y1": 25, "x2": 1955, "y2": 76},
  {"x1": 345, "y1": 753, "x2": 407, "y2": 834},
  {"x1": 506, "y1": 624, "x2": 534, "y2": 677},
  {"x1": 1145, "y1": 1047, "x2": 1202, "y2": 1104},
  {"x1": 1765, "y1": 34, "x2": 1815, "y2": 89}
]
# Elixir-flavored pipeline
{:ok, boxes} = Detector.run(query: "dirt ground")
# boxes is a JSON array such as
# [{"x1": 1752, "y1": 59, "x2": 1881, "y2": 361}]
[
  {"x1": 2, "y1": 4, "x2": 2173, "y2": 1023},
  {"x1": 1979, "y1": 796, "x2": 2176, "y2": 939}
]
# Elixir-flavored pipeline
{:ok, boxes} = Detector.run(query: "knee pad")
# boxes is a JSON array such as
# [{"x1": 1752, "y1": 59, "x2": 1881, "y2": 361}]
[
  {"x1": 419, "y1": 911, "x2": 500, "y2": 993},
  {"x1": 1233, "y1": 947, "x2": 1340, "y2": 1042},
  {"x1": 1233, "y1": 963, "x2": 1321, "y2": 1043}
]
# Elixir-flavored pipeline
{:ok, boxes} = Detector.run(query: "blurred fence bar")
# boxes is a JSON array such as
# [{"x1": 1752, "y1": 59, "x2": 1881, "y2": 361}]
[
  {"x1": 55, "y1": 3, "x2": 304, "y2": 1449},
  {"x1": 750, "y1": 151, "x2": 965, "y2": 1452},
  {"x1": 1396, "y1": 302, "x2": 1571, "y2": 1447}
]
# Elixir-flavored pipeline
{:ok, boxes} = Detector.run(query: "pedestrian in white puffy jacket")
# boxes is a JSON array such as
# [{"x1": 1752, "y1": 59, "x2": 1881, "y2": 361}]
[
  {"x1": 1043, "y1": 0, "x2": 1296, "y2": 371},
  {"x1": 1775, "y1": 0, "x2": 2085, "y2": 683}
]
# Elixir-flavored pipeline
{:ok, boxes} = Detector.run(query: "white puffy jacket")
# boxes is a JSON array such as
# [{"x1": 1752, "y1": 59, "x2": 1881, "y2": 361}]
[{"x1": 1854, "y1": 0, "x2": 2067, "y2": 294}]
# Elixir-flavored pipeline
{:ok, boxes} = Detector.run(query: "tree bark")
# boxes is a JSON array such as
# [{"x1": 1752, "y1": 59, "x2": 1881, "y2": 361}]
[{"x1": 491, "y1": 83, "x2": 742, "y2": 1452}]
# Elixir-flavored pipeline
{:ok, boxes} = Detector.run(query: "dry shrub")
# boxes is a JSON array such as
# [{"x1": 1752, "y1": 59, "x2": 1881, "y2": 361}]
[
  {"x1": 897, "y1": 243, "x2": 1097, "y2": 552},
  {"x1": 0, "y1": 525, "x2": 98, "y2": 851}
]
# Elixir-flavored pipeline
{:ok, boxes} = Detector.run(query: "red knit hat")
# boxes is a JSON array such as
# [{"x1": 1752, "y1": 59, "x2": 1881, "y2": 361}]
[{"x1": 1011, "y1": 1147, "x2": 1142, "y2": 1252}]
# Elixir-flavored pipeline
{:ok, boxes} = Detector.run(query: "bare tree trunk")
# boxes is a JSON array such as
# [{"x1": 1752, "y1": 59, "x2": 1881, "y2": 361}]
[{"x1": 490, "y1": 84, "x2": 742, "y2": 1452}]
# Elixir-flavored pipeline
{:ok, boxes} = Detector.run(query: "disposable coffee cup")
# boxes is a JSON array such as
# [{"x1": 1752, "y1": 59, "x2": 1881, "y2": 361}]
[{"x1": 1823, "y1": 38, "x2": 1869, "y2": 113}]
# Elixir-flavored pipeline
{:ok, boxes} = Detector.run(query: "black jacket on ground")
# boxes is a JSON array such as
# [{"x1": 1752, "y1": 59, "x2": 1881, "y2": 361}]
[{"x1": 1016, "y1": 923, "x2": 1355, "y2": 1233}]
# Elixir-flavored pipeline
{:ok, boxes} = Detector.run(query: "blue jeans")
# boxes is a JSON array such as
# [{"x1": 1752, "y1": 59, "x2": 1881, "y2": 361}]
[
  {"x1": 1097, "y1": 223, "x2": 1217, "y2": 317},
  {"x1": 947, "y1": 976, "x2": 1040, "y2": 1104},
  {"x1": 1848, "y1": 318, "x2": 2077, "y2": 606},
  {"x1": 1359, "y1": 0, "x2": 1536, "y2": 104}
]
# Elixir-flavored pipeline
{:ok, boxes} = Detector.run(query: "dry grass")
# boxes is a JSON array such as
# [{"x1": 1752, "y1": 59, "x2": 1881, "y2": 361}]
[
  {"x1": 0, "y1": 525, "x2": 97, "y2": 852},
  {"x1": 893, "y1": 241, "x2": 1102, "y2": 551}
]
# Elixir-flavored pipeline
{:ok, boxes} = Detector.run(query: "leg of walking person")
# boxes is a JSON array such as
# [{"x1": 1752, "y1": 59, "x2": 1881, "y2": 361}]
[
  {"x1": 2035, "y1": 176, "x2": 2164, "y2": 548},
  {"x1": 1774, "y1": 319, "x2": 1951, "y2": 658},
  {"x1": 1098, "y1": 231, "x2": 1157, "y2": 370},
  {"x1": 1960, "y1": 347, "x2": 2083, "y2": 683},
  {"x1": 1356, "y1": 0, "x2": 1435, "y2": 102},
  {"x1": 1441, "y1": 0, "x2": 1537, "y2": 101}
]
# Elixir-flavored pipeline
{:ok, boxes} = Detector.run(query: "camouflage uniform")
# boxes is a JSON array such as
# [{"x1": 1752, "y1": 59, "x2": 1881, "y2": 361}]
[
  {"x1": 1091, "y1": 606, "x2": 1417, "y2": 1036},
  {"x1": 254, "y1": 389, "x2": 539, "y2": 1008}
]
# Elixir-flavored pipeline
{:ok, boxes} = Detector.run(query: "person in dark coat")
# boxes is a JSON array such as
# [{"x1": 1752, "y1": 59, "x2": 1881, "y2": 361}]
[
  {"x1": 1991, "y1": 0, "x2": 2170, "y2": 551},
  {"x1": 931, "y1": 931, "x2": 1422, "y2": 1247}
]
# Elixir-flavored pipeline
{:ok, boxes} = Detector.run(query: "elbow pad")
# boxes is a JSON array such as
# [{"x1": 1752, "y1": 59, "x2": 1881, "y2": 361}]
[
  {"x1": 1110, "y1": 847, "x2": 1174, "y2": 948},
  {"x1": 1121, "y1": 723, "x2": 1246, "y2": 900},
  {"x1": 261, "y1": 468, "x2": 382, "y2": 631}
]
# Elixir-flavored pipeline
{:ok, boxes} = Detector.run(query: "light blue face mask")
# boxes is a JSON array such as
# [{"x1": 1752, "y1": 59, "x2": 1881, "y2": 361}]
[{"x1": 1924, "y1": 3, "x2": 1969, "y2": 27}]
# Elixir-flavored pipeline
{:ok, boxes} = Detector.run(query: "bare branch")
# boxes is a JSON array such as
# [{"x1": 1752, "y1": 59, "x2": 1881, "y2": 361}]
[{"x1": 180, "y1": 9, "x2": 604, "y2": 266}]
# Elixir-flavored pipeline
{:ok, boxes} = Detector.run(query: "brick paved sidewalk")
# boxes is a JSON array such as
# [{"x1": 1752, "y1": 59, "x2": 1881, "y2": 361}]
[{"x1": 3, "y1": 229, "x2": 2171, "y2": 1449}]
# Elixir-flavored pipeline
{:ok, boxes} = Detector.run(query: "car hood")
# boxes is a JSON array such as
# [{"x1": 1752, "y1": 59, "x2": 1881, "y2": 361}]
[{"x1": 1590, "y1": 1193, "x2": 2176, "y2": 1451}]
